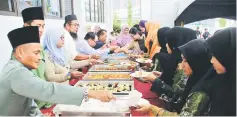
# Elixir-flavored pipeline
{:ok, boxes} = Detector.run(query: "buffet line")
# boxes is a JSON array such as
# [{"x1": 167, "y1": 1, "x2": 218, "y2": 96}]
[{"x1": 53, "y1": 53, "x2": 153, "y2": 116}]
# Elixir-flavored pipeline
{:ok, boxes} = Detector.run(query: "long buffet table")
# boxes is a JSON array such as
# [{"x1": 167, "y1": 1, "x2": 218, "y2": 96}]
[{"x1": 40, "y1": 54, "x2": 165, "y2": 116}]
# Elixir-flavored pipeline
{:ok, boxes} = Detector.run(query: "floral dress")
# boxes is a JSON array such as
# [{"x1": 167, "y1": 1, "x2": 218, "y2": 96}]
[{"x1": 148, "y1": 92, "x2": 210, "y2": 116}]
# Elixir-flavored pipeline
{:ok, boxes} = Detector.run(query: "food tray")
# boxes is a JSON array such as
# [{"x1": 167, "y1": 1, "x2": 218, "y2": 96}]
[
  {"x1": 89, "y1": 65, "x2": 133, "y2": 72},
  {"x1": 108, "y1": 53, "x2": 128, "y2": 57},
  {"x1": 106, "y1": 59, "x2": 131, "y2": 64},
  {"x1": 75, "y1": 80, "x2": 134, "y2": 95},
  {"x1": 107, "y1": 56, "x2": 129, "y2": 60},
  {"x1": 82, "y1": 72, "x2": 132, "y2": 80}
]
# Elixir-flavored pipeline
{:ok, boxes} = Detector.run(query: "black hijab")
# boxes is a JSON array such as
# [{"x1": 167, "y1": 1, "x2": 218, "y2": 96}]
[
  {"x1": 176, "y1": 39, "x2": 212, "y2": 112},
  {"x1": 157, "y1": 27, "x2": 171, "y2": 53},
  {"x1": 152, "y1": 27, "x2": 171, "y2": 71},
  {"x1": 205, "y1": 27, "x2": 236, "y2": 116},
  {"x1": 160, "y1": 27, "x2": 197, "y2": 85}
]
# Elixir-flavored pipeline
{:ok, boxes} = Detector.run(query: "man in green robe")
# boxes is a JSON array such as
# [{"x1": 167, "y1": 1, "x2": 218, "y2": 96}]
[
  {"x1": 20, "y1": 7, "x2": 49, "y2": 109},
  {"x1": 0, "y1": 26, "x2": 115, "y2": 116}
]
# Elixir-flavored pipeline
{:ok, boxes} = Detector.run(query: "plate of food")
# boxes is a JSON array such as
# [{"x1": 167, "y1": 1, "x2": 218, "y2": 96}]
[
  {"x1": 135, "y1": 58, "x2": 152, "y2": 63},
  {"x1": 120, "y1": 61, "x2": 137, "y2": 66},
  {"x1": 130, "y1": 71, "x2": 151, "y2": 78}
]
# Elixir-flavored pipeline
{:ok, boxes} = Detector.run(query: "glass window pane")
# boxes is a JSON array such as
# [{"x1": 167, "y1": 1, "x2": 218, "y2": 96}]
[
  {"x1": 64, "y1": 0, "x2": 73, "y2": 16},
  {"x1": 18, "y1": 0, "x2": 42, "y2": 12},
  {"x1": 102, "y1": 3, "x2": 104, "y2": 22},
  {"x1": 0, "y1": 0, "x2": 14, "y2": 12},
  {"x1": 91, "y1": 0, "x2": 94, "y2": 22},
  {"x1": 99, "y1": 1, "x2": 102, "y2": 22},
  {"x1": 45, "y1": 0, "x2": 61, "y2": 17}
]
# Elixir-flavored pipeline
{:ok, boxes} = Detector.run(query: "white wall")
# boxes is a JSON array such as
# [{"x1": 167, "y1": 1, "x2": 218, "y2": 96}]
[{"x1": 140, "y1": 0, "x2": 151, "y2": 20}]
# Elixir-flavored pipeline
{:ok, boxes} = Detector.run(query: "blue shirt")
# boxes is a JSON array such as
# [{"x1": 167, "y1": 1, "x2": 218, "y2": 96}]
[
  {"x1": 76, "y1": 39, "x2": 110, "y2": 55},
  {"x1": 94, "y1": 40, "x2": 105, "y2": 49}
]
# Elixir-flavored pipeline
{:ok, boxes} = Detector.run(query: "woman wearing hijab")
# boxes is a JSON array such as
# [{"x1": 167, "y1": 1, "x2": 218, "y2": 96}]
[
  {"x1": 206, "y1": 27, "x2": 236, "y2": 116},
  {"x1": 138, "y1": 20, "x2": 147, "y2": 36},
  {"x1": 160, "y1": 27, "x2": 197, "y2": 86},
  {"x1": 143, "y1": 27, "x2": 197, "y2": 109},
  {"x1": 144, "y1": 27, "x2": 171, "y2": 72},
  {"x1": 135, "y1": 39, "x2": 213, "y2": 116},
  {"x1": 115, "y1": 27, "x2": 146, "y2": 54},
  {"x1": 37, "y1": 28, "x2": 84, "y2": 109},
  {"x1": 145, "y1": 21, "x2": 160, "y2": 58},
  {"x1": 116, "y1": 25, "x2": 133, "y2": 47},
  {"x1": 44, "y1": 28, "x2": 83, "y2": 83}
]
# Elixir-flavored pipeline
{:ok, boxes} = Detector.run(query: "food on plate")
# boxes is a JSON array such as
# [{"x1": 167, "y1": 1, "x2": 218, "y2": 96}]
[
  {"x1": 77, "y1": 82, "x2": 132, "y2": 93},
  {"x1": 87, "y1": 74, "x2": 131, "y2": 79},
  {"x1": 120, "y1": 61, "x2": 137, "y2": 66},
  {"x1": 131, "y1": 71, "x2": 151, "y2": 77},
  {"x1": 136, "y1": 58, "x2": 152, "y2": 63}
]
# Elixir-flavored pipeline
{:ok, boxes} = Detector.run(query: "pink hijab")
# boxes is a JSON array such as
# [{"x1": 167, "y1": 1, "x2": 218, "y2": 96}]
[{"x1": 116, "y1": 25, "x2": 132, "y2": 47}]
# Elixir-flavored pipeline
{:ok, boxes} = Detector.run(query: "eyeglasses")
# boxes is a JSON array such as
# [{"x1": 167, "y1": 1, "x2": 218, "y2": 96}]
[{"x1": 70, "y1": 23, "x2": 80, "y2": 27}]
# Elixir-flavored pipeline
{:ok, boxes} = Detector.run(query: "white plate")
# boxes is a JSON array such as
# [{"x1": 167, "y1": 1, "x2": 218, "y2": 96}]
[
  {"x1": 136, "y1": 58, "x2": 152, "y2": 63},
  {"x1": 120, "y1": 62, "x2": 131, "y2": 66},
  {"x1": 130, "y1": 71, "x2": 151, "y2": 78},
  {"x1": 138, "y1": 98, "x2": 150, "y2": 105}
]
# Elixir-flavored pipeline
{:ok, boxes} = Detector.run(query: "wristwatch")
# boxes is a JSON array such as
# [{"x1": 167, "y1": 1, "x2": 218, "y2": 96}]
[
  {"x1": 67, "y1": 72, "x2": 71, "y2": 80},
  {"x1": 84, "y1": 89, "x2": 89, "y2": 102}
]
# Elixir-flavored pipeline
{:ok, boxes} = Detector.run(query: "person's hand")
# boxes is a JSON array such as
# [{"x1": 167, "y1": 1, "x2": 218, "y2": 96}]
[
  {"x1": 96, "y1": 60, "x2": 104, "y2": 64},
  {"x1": 152, "y1": 71, "x2": 162, "y2": 77},
  {"x1": 114, "y1": 48, "x2": 121, "y2": 53},
  {"x1": 90, "y1": 59, "x2": 98, "y2": 65},
  {"x1": 43, "y1": 113, "x2": 52, "y2": 117},
  {"x1": 88, "y1": 90, "x2": 116, "y2": 102},
  {"x1": 144, "y1": 62, "x2": 152, "y2": 68},
  {"x1": 141, "y1": 66, "x2": 149, "y2": 70},
  {"x1": 71, "y1": 71, "x2": 84, "y2": 79},
  {"x1": 91, "y1": 54, "x2": 100, "y2": 59},
  {"x1": 110, "y1": 46, "x2": 119, "y2": 51},
  {"x1": 135, "y1": 104, "x2": 151, "y2": 114},
  {"x1": 143, "y1": 73, "x2": 157, "y2": 82}
]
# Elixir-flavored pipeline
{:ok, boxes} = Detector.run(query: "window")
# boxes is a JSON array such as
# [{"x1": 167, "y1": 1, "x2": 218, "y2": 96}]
[
  {"x1": 64, "y1": 0, "x2": 73, "y2": 16},
  {"x1": 85, "y1": 0, "x2": 90, "y2": 21},
  {"x1": 0, "y1": 0, "x2": 70, "y2": 19},
  {"x1": 0, "y1": 0, "x2": 14, "y2": 12},
  {"x1": 45, "y1": 0, "x2": 61, "y2": 17},
  {"x1": 18, "y1": 0, "x2": 42, "y2": 13},
  {"x1": 86, "y1": 0, "x2": 104, "y2": 22}
]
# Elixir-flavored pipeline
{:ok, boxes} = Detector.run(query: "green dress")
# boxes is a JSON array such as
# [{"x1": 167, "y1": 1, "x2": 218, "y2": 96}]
[
  {"x1": 31, "y1": 49, "x2": 54, "y2": 109},
  {"x1": 150, "y1": 69, "x2": 186, "y2": 97},
  {"x1": 148, "y1": 92, "x2": 210, "y2": 116}
]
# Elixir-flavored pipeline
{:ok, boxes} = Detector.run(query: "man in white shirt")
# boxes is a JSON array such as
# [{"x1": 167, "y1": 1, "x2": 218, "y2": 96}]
[
  {"x1": 64, "y1": 15, "x2": 99, "y2": 61},
  {"x1": 77, "y1": 32, "x2": 119, "y2": 56}
]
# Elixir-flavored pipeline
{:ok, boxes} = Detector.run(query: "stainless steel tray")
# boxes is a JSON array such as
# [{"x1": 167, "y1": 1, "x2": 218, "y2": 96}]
[
  {"x1": 75, "y1": 80, "x2": 134, "y2": 95},
  {"x1": 82, "y1": 72, "x2": 132, "y2": 80},
  {"x1": 89, "y1": 65, "x2": 133, "y2": 72},
  {"x1": 107, "y1": 56, "x2": 129, "y2": 60},
  {"x1": 106, "y1": 59, "x2": 131, "y2": 64}
]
